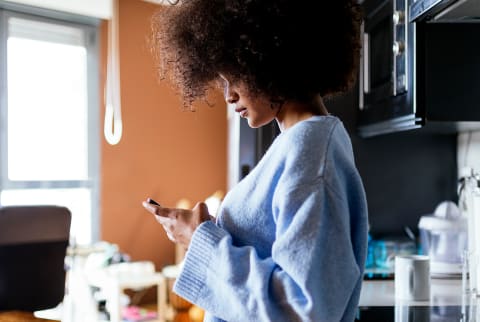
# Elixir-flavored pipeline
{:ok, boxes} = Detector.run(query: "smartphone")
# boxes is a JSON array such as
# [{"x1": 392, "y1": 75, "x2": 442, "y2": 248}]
[{"x1": 148, "y1": 198, "x2": 161, "y2": 206}]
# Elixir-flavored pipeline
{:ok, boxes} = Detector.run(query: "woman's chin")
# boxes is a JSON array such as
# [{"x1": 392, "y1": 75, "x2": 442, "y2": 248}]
[
  {"x1": 246, "y1": 118, "x2": 260, "y2": 128},
  {"x1": 247, "y1": 118, "x2": 271, "y2": 129}
]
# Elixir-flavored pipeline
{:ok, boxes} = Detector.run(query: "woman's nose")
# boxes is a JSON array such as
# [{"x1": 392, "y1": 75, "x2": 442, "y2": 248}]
[{"x1": 224, "y1": 84, "x2": 239, "y2": 104}]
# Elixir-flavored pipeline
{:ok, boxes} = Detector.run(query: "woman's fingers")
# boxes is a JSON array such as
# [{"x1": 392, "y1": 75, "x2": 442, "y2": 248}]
[
  {"x1": 142, "y1": 200, "x2": 176, "y2": 219},
  {"x1": 142, "y1": 200, "x2": 159, "y2": 214},
  {"x1": 166, "y1": 231, "x2": 176, "y2": 242},
  {"x1": 192, "y1": 202, "x2": 212, "y2": 222},
  {"x1": 143, "y1": 199, "x2": 208, "y2": 248}
]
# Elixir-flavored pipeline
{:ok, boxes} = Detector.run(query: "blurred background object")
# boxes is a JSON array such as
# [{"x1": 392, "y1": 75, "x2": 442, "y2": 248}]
[
  {"x1": 418, "y1": 200, "x2": 467, "y2": 277},
  {"x1": 0, "y1": 205, "x2": 71, "y2": 312}
]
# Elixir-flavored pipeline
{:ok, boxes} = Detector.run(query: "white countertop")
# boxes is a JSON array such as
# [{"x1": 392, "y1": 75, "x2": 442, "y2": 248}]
[{"x1": 359, "y1": 277, "x2": 465, "y2": 307}]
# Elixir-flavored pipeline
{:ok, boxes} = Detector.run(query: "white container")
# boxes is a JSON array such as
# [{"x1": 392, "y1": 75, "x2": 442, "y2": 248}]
[
  {"x1": 395, "y1": 255, "x2": 430, "y2": 301},
  {"x1": 418, "y1": 201, "x2": 467, "y2": 276}
]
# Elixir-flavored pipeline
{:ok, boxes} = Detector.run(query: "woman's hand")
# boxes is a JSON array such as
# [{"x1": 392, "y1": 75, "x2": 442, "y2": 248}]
[{"x1": 142, "y1": 199, "x2": 214, "y2": 249}]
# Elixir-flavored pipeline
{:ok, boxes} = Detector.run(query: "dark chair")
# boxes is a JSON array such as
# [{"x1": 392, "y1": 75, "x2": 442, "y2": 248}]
[{"x1": 0, "y1": 205, "x2": 71, "y2": 311}]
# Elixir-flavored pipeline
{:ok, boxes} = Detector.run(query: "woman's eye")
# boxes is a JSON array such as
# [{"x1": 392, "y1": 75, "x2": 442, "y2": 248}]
[
  {"x1": 215, "y1": 78, "x2": 227, "y2": 90},
  {"x1": 215, "y1": 77, "x2": 231, "y2": 98}
]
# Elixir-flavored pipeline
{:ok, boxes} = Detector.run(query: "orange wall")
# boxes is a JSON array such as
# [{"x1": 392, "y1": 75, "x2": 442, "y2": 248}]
[{"x1": 100, "y1": 0, "x2": 227, "y2": 270}]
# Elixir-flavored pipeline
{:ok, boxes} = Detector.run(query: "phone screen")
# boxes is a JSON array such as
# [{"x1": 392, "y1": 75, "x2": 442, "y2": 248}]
[{"x1": 148, "y1": 198, "x2": 161, "y2": 206}]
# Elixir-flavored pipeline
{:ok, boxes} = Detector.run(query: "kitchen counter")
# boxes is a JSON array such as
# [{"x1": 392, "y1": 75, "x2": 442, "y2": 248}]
[
  {"x1": 360, "y1": 277, "x2": 464, "y2": 307},
  {"x1": 357, "y1": 277, "x2": 475, "y2": 321}
]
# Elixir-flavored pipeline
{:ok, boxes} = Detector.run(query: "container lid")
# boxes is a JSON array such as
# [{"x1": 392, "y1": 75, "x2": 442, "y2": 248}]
[
  {"x1": 418, "y1": 201, "x2": 467, "y2": 231},
  {"x1": 418, "y1": 216, "x2": 467, "y2": 231}
]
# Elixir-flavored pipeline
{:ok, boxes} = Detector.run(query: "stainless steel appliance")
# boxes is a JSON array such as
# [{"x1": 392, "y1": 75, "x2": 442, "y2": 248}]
[
  {"x1": 358, "y1": 0, "x2": 480, "y2": 137},
  {"x1": 227, "y1": 112, "x2": 279, "y2": 188},
  {"x1": 410, "y1": 0, "x2": 480, "y2": 22},
  {"x1": 359, "y1": 0, "x2": 421, "y2": 136},
  {"x1": 358, "y1": 0, "x2": 418, "y2": 137},
  {"x1": 360, "y1": 0, "x2": 408, "y2": 105}
]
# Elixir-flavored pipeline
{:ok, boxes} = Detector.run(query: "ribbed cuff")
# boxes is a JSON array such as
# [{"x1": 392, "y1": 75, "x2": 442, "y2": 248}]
[{"x1": 173, "y1": 221, "x2": 227, "y2": 303}]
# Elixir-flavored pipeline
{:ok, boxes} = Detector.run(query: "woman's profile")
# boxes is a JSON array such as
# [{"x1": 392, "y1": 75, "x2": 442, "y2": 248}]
[{"x1": 143, "y1": 1, "x2": 369, "y2": 321}]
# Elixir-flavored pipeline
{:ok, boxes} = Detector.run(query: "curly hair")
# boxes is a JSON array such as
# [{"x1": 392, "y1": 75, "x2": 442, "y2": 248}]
[{"x1": 151, "y1": 0, "x2": 362, "y2": 107}]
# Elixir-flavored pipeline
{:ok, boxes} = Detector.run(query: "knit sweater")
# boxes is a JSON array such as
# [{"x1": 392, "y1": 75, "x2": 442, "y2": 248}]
[{"x1": 174, "y1": 115, "x2": 368, "y2": 322}]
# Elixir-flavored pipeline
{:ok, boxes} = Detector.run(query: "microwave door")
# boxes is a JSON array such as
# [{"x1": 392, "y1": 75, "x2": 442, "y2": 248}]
[
  {"x1": 360, "y1": 0, "x2": 408, "y2": 106},
  {"x1": 358, "y1": 0, "x2": 419, "y2": 137},
  {"x1": 361, "y1": 0, "x2": 395, "y2": 109}
]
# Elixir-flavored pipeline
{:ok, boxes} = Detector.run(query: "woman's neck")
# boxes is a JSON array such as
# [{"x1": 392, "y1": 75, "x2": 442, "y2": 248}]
[{"x1": 275, "y1": 94, "x2": 328, "y2": 132}]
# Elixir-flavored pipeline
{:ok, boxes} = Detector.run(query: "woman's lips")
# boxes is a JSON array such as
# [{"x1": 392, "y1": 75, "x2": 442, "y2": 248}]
[{"x1": 235, "y1": 106, "x2": 247, "y2": 118}]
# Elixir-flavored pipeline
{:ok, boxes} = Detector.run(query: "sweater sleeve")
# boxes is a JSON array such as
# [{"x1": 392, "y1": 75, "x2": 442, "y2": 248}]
[{"x1": 173, "y1": 178, "x2": 363, "y2": 322}]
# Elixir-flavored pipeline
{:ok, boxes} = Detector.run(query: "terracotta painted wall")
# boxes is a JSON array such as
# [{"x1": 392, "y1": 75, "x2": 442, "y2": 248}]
[{"x1": 99, "y1": 0, "x2": 227, "y2": 270}]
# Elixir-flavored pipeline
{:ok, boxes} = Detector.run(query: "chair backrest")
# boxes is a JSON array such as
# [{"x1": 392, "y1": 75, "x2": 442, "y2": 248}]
[{"x1": 0, "y1": 205, "x2": 71, "y2": 311}]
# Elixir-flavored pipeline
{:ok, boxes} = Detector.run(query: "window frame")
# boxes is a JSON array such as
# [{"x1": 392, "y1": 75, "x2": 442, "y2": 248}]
[{"x1": 0, "y1": 3, "x2": 101, "y2": 243}]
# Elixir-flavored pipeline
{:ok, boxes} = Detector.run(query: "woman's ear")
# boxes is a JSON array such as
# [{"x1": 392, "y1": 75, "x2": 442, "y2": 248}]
[{"x1": 270, "y1": 98, "x2": 285, "y2": 110}]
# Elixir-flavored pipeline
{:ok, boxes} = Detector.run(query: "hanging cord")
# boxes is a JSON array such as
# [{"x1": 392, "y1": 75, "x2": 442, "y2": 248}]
[{"x1": 104, "y1": 0, "x2": 123, "y2": 145}]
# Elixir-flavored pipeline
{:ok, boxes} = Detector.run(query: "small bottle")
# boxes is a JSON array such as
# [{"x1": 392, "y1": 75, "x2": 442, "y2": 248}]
[{"x1": 62, "y1": 239, "x2": 98, "y2": 322}]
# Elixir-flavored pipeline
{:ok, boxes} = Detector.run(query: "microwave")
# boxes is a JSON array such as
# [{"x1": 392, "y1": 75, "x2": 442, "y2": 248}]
[
  {"x1": 358, "y1": 0, "x2": 420, "y2": 137},
  {"x1": 410, "y1": 0, "x2": 480, "y2": 22},
  {"x1": 358, "y1": 0, "x2": 480, "y2": 138}
]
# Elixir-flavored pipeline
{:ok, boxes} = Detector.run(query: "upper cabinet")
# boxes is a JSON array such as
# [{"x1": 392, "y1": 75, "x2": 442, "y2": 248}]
[{"x1": 357, "y1": 0, "x2": 480, "y2": 138}]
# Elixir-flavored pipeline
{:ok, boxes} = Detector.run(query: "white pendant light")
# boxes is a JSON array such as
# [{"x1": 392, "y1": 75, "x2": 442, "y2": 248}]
[{"x1": 104, "y1": 0, "x2": 122, "y2": 145}]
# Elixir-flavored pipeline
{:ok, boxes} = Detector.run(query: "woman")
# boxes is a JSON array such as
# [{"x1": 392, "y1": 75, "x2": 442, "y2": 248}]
[{"x1": 143, "y1": 1, "x2": 368, "y2": 321}]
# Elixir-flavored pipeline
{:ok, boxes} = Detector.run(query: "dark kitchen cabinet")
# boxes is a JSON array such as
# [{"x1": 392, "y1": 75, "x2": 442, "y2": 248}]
[{"x1": 328, "y1": 88, "x2": 458, "y2": 238}]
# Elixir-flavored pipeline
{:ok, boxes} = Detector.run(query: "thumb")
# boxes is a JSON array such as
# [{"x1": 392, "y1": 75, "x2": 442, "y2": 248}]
[
  {"x1": 193, "y1": 201, "x2": 208, "y2": 214},
  {"x1": 192, "y1": 202, "x2": 211, "y2": 221}
]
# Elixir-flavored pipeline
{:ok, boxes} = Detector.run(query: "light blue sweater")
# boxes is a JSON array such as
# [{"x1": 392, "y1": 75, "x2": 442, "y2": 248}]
[{"x1": 174, "y1": 115, "x2": 368, "y2": 322}]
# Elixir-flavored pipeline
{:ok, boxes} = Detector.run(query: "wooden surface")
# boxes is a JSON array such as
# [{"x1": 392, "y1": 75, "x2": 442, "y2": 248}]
[
  {"x1": 0, "y1": 304, "x2": 203, "y2": 322},
  {"x1": 0, "y1": 311, "x2": 57, "y2": 322}
]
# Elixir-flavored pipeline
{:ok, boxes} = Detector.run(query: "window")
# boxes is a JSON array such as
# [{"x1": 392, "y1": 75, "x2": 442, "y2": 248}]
[{"x1": 0, "y1": 8, "x2": 100, "y2": 245}]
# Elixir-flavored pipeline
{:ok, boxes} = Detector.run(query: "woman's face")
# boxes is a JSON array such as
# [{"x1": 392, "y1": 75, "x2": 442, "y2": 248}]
[{"x1": 218, "y1": 74, "x2": 280, "y2": 128}]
